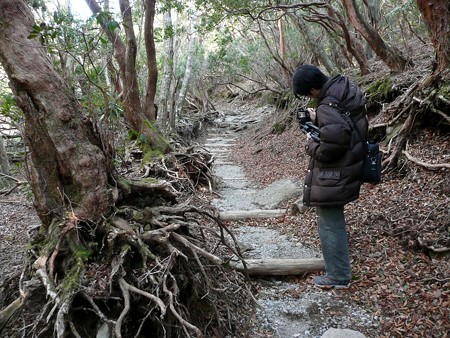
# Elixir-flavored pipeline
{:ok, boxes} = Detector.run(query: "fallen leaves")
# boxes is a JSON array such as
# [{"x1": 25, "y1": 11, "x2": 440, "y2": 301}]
[{"x1": 230, "y1": 113, "x2": 450, "y2": 337}]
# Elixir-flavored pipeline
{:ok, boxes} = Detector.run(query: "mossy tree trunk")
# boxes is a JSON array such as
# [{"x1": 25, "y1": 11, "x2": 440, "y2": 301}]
[{"x1": 0, "y1": 0, "x2": 114, "y2": 226}]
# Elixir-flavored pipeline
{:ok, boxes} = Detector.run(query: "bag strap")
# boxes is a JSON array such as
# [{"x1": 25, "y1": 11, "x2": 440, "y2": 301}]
[{"x1": 320, "y1": 98, "x2": 368, "y2": 152}]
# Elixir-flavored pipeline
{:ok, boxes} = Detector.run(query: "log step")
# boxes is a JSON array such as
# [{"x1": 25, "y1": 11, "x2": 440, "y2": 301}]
[
  {"x1": 219, "y1": 209, "x2": 285, "y2": 220},
  {"x1": 230, "y1": 258, "x2": 325, "y2": 276}
]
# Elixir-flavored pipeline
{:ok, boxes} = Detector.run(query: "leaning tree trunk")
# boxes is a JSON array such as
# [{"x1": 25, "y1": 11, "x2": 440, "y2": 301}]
[
  {"x1": 342, "y1": 0, "x2": 409, "y2": 73},
  {"x1": 0, "y1": 0, "x2": 113, "y2": 226},
  {"x1": 287, "y1": 13, "x2": 339, "y2": 76},
  {"x1": 416, "y1": 0, "x2": 450, "y2": 75},
  {"x1": 324, "y1": 4, "x2": 370, "y2": 75}
]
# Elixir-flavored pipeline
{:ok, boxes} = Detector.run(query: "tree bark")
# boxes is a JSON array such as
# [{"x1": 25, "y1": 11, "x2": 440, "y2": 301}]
[
  {"x1": 0, "y1": 0, "x2": 113, "y2": 226},
  {"x1": 0, "y1": 135, "x2": 10, "y2": 189},
  {"x1": 230, "y1": 258, "x2": 325, "y2": 276},
  {"x1": 85, "y1": 0, "x2": 168, "y2": 152},
  {"x1": 287, "y1": 13, "x2": 338, "y2": 76},
  {"x1": 278, "y1": 17, "x2": 286, "y2": 61},
  {"x1": 342, "y1": 0, "x2": 409, "y2": 72},
  {"x1": 159, "y1": 9, "x2": 175, "y2": 132},
  {"x1": 175, "y1": 8, "x2": 197, "y2": 117},
  {"x1": 416, "y1": 0, "x2": 450, "y2": 75},
  {"x1": 143, "y1": 0, "x2": 158, "y2": 120},
  {"x1": 168, "y1": 11, "x2": 180, "y2": 130}
]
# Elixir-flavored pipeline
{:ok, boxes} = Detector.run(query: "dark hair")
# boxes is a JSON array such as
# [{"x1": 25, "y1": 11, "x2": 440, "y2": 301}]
[{"x1": 292, "y1": 65, "x2": 329, "y2": 96}]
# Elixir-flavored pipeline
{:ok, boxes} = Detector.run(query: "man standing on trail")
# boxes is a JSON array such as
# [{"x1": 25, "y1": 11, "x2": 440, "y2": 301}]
[{"x1": 292, "y1": 64, "x2": 368, "y2": 288}]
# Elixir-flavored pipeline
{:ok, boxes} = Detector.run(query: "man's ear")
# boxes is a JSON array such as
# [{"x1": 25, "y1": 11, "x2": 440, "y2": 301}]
[{"x1": 309, "y1": 88, "x2": 320, "y2": 98}]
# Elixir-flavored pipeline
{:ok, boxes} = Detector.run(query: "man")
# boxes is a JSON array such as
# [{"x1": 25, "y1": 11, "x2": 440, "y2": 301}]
[{"x1": 292, "y1": 64, "x2": 368, "y2": 288}]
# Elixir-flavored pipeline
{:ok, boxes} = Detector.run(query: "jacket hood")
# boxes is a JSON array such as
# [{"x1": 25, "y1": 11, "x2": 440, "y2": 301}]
[{"x1": 319, "y1": 75, "x2": 366, "y2": 113}]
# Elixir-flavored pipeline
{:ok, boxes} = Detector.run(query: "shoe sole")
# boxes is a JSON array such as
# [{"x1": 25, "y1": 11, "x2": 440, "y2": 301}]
[{"x1": 314, "y1": 283, "x2": 350, "y2": 289}]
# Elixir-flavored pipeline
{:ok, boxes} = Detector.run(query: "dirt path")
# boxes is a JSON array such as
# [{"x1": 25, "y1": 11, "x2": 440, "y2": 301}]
[{"x1": 205, "y1": 101, "x2": 380, "y2": 338}]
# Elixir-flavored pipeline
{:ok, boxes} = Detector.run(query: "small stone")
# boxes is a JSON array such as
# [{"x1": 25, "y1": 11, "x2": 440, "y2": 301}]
[{"x1": 321, "y1": 328, "x2": 366, "y2": 338}]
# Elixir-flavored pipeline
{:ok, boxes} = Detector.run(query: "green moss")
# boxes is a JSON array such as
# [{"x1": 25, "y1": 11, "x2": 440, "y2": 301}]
[
  {"x1": 74, "y1": 244, "x2": 93, "y2": 262},
  {"x1": 271, "y1": 122, "x2": 286, "y2": 135},
  {"x1": 367, "y1": 77, "x2": 394, "y2": 102},
  {"x1": 28, "y1": 218, "x2": 61, "y2": 256},
  {"x1": 61, "y1": 259, "x2": 84, "y2": 293},
  {"x1": 142, "y1": 177, "x2": 159, "y2": 184},
  {"x1": 142, "y1": 144, "x2": 164, "y2": 163},
  {"x1": 436, "y1": 80, "x2": 450, "y2": 98},
  {"x1": 132, "y1": 210, "x2": 144, "y2": 221}
]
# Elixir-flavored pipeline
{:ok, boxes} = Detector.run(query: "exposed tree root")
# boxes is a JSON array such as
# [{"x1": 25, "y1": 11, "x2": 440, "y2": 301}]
[
  {"x1": 403, "y1": 143, "x2": 450, "y2": 170},
  {"x1": 0, "y1": 293, "x2": 26, "y2": 334},
  {"x1": 372, "y1": 72, "x2": 449, "y2": 172},
  {"x1": 1, "y1": 157, "x2": 254, "y2": 337}
]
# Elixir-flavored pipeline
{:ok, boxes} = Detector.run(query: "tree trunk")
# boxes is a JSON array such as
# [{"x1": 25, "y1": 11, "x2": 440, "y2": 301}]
[
  {"x1": 342, "y1": 0, "x2": 409, "y2": 72},
  {"x1": 0, "y1": 0, "x2": 113, "y2": 226},
  {"x1": 169, "y1": 10, "x2": 180, "y2": 130},
  {"x1": 158, "y1": 9, "x2": 174, "y2": 132},
  {"x1": 325, "y1": 4, "x2": 370, "y2": 75},
  {"x1": 143, "y1": 0, "x2": 158, "y2": 120},
  {"x1": 287, "y1": 13, "x2": 338, "y2": 76},
  {"x1": 230, "y1": 258, "x2": 325, "y2": 276},
  {"x1": 278, "y1": 17, "x2": 286, "y2": 61},
  {"x1": 416, "y1": 0, "x2": 450, "y2": 75},
  {"x1": 175, "y1": 10, "x2": 197, "y2": 117},
  {"x1": 86, "y1": 0, "x2": 169, "y2": 152},
  {"x1": 0, "y1": 135, "x2": 10, "y2": 189}
]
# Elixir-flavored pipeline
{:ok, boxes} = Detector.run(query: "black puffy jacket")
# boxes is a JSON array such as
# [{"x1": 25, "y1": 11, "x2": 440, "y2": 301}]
[{"x1": 303, "y1": 75, "x2": 368, "y2": 206}]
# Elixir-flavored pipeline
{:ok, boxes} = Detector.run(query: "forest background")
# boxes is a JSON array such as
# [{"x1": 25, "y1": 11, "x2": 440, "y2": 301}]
[{"x1": 0, "y1": 0, "x2": 448, "y2": 337}]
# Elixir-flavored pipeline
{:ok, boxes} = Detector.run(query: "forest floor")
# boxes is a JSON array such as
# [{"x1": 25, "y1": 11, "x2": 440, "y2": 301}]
[{"x1": 219, "y1": 98, "x2": 449, "y2": 337}]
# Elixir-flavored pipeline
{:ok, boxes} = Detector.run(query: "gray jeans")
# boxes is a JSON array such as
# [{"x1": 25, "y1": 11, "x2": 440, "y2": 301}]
[{"x1": 316, "y1": 206, "x2": 352, "y2": 281}]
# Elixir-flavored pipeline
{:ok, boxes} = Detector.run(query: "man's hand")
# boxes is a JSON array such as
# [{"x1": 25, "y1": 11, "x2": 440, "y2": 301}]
[{"x1": 307, "y1": 108, "x2": 316, "y2": 122}]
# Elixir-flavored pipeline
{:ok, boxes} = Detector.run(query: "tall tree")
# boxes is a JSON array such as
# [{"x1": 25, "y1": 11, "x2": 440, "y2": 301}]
[
  {"x1": 342, "y1": 0, "x2": 410, "y2": 72},
  {"x1": 85, "y1": 0, "x2": 170, "y2": 153},
  {"x1": 158, "y1": 9, "x2": 175, "y2": 132},
  {"x1": 416, "y1": 0, "x2": 450, "y2": 75},
  {"x1": 175, "y1": 5, "x2": 198, "y2": 117},
  {"x1": 0, "y1": 0, "x2": 113, "y2": 225}
]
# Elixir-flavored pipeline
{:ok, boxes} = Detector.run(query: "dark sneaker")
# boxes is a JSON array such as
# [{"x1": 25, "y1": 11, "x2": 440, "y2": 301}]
[{"x1": 313, "y1": 275, "x2": 350, "y2": 289}]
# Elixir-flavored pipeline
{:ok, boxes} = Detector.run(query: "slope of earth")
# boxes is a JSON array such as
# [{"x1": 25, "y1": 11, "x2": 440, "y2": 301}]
[{"x1": 227, "y1": 99, "x2": 449, "y2": 337}]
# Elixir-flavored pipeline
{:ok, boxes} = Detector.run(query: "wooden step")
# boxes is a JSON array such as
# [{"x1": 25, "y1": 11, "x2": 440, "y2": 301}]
[
  {"x1": 219, "y1": 209, "x2": 285, "y2": 220},
  {"x1": 230, "y1": 258, "x2": 325, "y2": 276}
]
